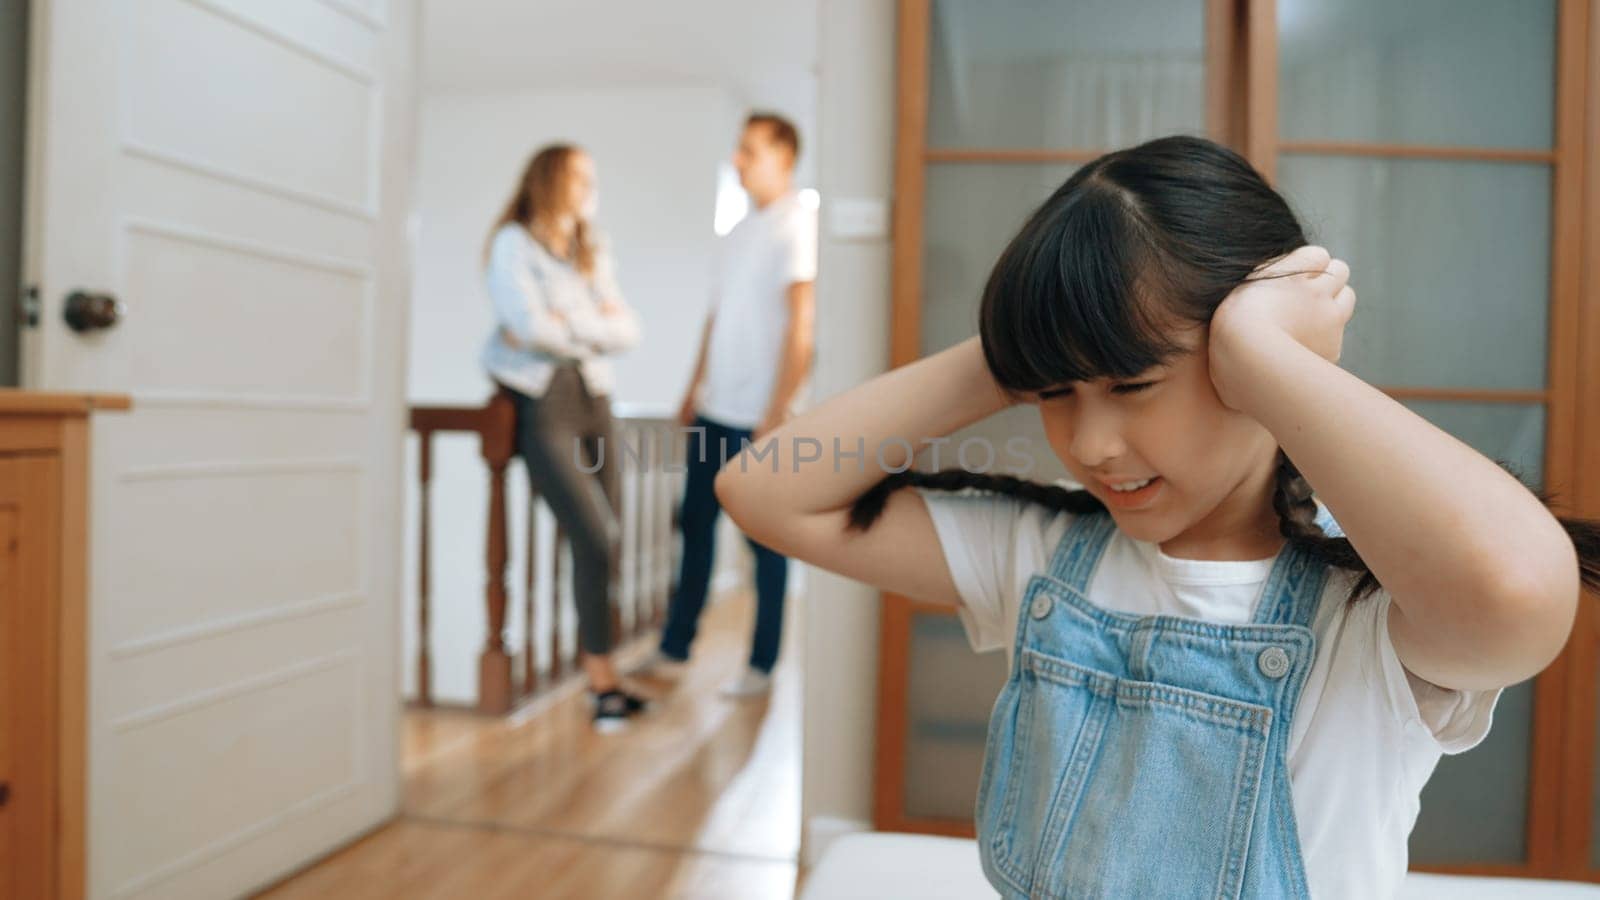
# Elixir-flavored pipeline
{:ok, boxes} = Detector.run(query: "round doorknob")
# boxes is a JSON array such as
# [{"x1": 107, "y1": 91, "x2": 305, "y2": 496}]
[{"x1": 63, "y1": 290, "x2": 124, "y2": 333}]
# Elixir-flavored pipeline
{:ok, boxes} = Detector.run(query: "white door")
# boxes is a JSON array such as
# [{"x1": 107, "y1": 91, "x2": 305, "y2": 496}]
[{"x1": 22, "y1": 0, "x2": 417, "y2": 896}]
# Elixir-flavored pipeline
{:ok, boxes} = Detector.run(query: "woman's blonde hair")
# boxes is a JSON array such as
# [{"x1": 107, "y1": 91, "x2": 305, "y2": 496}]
[{"x1": 486, "y1": 143, "x2": 596, "y2": 275}]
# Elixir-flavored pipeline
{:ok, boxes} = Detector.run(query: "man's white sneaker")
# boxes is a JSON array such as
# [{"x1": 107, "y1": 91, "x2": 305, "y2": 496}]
[{"x1": 719, "y1": 667, "x2": 772, "y2": 699}]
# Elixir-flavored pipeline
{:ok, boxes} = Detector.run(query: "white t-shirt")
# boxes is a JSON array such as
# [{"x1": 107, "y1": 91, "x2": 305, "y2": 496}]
[
  {"x1": 698, "y1": 192, "x2": 818, "y2": 429},
  {"x1": 919, "y1": 487, "x2": 1501, "y2": 900}
]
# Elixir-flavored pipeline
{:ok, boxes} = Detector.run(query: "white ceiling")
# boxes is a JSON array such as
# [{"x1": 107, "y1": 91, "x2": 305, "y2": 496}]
[{"x1": 420, "y1": 0, "x2": 818, "y2": 103}]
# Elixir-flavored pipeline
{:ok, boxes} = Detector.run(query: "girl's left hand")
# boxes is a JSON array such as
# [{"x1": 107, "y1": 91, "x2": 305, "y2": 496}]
[{"x1": 1208, "y1": 245, "x2": 1355, "y2": 411}]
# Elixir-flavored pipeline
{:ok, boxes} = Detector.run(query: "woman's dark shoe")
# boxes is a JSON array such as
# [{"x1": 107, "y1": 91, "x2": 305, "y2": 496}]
[{"x1": 591, "y1": 689, "x2": 649, "y2": 733}]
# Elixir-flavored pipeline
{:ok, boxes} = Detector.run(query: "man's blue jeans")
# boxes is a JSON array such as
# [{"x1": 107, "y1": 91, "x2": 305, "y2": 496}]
[{"x1": 659, "y1": 415, "x2": 789, "y2": 673}]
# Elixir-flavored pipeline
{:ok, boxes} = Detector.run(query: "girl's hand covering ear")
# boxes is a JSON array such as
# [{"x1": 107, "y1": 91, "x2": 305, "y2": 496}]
[{"x1": 1208, "y1": 245, "x2": 1356, "y2": 411}]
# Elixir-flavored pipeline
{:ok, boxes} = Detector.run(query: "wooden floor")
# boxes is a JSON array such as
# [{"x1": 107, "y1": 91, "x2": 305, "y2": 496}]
[{"x1": 258, "y1": 592, "x2": 802, "y2": 900}]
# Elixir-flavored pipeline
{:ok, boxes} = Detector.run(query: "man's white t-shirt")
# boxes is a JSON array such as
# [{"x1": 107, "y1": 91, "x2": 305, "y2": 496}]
[
  {"x1": 918, "y1": 487, "x2": 1502, "y2": 900},
  {"x1": 698, "y1": 192, "x2": 818, "y2": 430}
]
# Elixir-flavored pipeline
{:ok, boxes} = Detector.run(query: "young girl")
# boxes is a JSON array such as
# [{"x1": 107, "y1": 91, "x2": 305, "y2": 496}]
[{"x1": 714, "y1": 136, "x2": 1600, "y2": 897}]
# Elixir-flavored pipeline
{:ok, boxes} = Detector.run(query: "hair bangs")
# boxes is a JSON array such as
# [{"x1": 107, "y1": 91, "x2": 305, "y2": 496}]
[{"x1": 979, "y1": 183, "x2": 1187, "y2": 396}]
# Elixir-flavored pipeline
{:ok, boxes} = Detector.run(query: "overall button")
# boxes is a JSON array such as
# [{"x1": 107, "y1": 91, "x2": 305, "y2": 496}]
[
  {"x1": 1258, "y1": 646, "x2": 1291, "y2": 679},
  {"x1": 1030, "y1": 596, "x2": 1053, "y2": 620}
]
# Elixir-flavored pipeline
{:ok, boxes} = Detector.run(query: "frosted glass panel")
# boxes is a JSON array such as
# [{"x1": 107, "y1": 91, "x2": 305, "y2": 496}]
[
  {"x1": 1279, "y1": 0, "x2": 1556, "y2": 149},
  {"x1": 903, "y1": 613, "x2": 1008, "y2": 820},
  {"x1": 1410, "y1": 680, "x2": 1533, "y2": 864},
  {"x1": 921, "y1": 163, "x2": 1076, "y2": 486},
  {"x1": 928, "y1": 0, "x2": 1206, "y2": 149},
  {"x1": 922, "y1": 163, "x2": 1077, "y2": 357},
  {"x1": 1277, "y1": 155, "x2": 1550, "y2": 391},
  {"x1": 1401, "y1": 401, "x2": 1545, "y2": 489}
]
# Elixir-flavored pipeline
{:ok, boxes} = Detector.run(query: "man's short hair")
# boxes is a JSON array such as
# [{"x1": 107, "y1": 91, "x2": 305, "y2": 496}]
[{"x1": 746, "y1": 112, "x2": 801, "y2": 163}]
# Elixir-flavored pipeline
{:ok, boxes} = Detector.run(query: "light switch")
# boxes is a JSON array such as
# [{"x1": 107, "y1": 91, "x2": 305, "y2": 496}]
[{"x1": 826, "y1": 197, "x2": 889, "y2": 241}]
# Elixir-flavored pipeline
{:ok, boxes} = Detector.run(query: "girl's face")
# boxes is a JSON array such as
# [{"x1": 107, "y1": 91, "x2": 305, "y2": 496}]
[{"x1": 1034, "y1": 327, "x2": 1281, "y2": 555}]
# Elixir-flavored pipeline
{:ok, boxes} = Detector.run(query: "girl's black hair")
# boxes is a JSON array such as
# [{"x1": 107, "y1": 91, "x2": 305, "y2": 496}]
[{"x1": 850, "y1": 135, "x2": 1600, "y2": 601}]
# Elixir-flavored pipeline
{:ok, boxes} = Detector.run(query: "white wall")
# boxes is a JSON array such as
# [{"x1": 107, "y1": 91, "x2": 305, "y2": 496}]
[
  {"x1": 408, "y1": 85, "x2": 741, "y2": 408},
  {"x1": 801, "y1": 0, "x2": 897, "y2": 860},
  {"x1": 418, "y1": 0, "x2": 818, "y2": 192}
]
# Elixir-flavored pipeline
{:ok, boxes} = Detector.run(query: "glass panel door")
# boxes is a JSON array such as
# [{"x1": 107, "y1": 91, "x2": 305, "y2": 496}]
[{"x1": 1276, "y1": 0, "x2": 1561, "y2": 868}]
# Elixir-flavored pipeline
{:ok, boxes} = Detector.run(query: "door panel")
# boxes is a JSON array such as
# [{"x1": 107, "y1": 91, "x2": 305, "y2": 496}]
[
  {"x1": 1278, "y1": 0, "x2": 1557, "y2": 149},
  {"x1": 1274, "y1": 0, "x2": 1564, "y2": 873},
  {"x1": 1275, "y1": 155, "x2": 1552, "y2": 392},
  {"x1": 25, "y1": 1, "x2": 416, "y2": 896}
]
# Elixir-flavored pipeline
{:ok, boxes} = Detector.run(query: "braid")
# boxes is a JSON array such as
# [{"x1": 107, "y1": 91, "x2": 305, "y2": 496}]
[
  {"x1": 848, "y1": 468, "x2": 1103, "y2": 531},
  {"x1": 1271, "y1": 453, "x2": 1379, "y2": 602},
  {"x1": 1564, "y1": 515, "x2": 1600, "y2": 595},
  {"x1": 854, "y1": 453, "x2": 1600, "y2": 606},
  {"x1": 1273, "y1": 453, "x2": 1600, "y2": 602}
]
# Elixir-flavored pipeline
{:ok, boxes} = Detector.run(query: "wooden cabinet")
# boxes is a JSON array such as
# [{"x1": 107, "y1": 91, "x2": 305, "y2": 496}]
[{"x1": 0, "y1": 392, "x2": 125, "y2": 900}]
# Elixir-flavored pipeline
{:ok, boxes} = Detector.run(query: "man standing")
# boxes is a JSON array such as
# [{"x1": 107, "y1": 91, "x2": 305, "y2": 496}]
[{"x1": 645, "y1": 112, "x2": 816, "y2": 697}]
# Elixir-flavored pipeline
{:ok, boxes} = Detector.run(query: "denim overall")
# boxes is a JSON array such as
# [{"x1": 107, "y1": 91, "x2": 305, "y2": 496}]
[{"x1": 976, "y1": 509, "x2": 1338, "y2": 899}]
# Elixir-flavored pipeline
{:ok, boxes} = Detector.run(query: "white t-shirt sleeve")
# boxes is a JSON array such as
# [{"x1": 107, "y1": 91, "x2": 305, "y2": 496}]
[
  {"x1": 1362, "y1": 586, "x2": 1501, "y2": 754},
  {"x1": 917, "y1": 488, "x2": 1032, "y2": 653},
  {"x1": 785, "y1": 208, "x2": 818, "y2": 283}
]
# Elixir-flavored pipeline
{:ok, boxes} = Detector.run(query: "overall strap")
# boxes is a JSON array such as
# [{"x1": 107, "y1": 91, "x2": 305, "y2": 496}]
[
  {"x1": 1045, "y1": 510, "x2": 1119, "y2": 594},
  {"x1": 1251, "y1": 505, "x2": 1342, "y2": 628}
]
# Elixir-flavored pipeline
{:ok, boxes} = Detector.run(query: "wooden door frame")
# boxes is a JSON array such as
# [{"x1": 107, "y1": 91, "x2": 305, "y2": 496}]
[
  {"x1": 877, "y1": 0, "x2": 934, "y2": 835},
  {"x1": 1558, "y1": 0, "x2": 1600, "y2": 881}
]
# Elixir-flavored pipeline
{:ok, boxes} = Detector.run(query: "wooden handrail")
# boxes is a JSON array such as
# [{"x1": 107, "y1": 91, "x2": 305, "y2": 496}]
[{"x1": 408, "y1": 391, "x2": 680, "y2": 714}]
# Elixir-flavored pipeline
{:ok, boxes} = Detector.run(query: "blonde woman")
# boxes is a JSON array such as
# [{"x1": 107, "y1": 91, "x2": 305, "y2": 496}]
[{"x1": 483, "y1": 144, "x2": 643, "y2": 732}]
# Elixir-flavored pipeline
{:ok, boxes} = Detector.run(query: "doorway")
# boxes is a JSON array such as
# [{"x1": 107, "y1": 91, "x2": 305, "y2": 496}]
[{"x1": 354, "y1": 1, "x2": 818, "y2": 897}]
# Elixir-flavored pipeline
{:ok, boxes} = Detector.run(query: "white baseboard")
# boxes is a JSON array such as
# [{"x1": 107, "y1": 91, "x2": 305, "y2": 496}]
[{"x1": 803, "y1": 815, "x2": 872, "y2": 869}]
